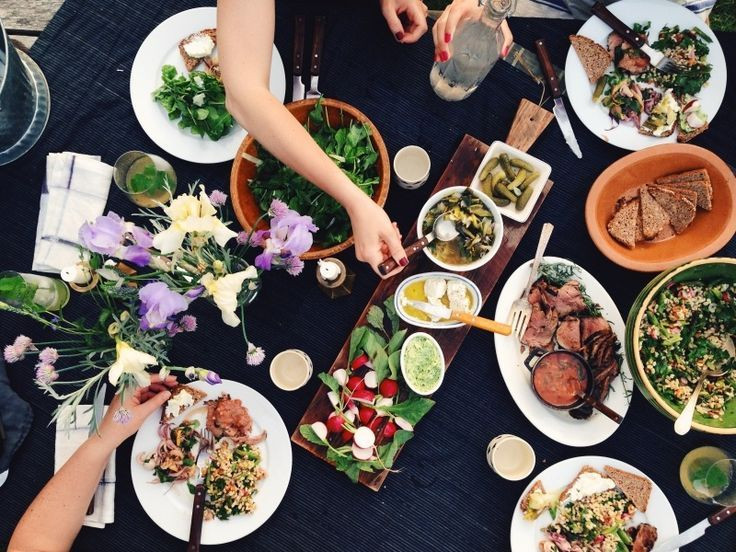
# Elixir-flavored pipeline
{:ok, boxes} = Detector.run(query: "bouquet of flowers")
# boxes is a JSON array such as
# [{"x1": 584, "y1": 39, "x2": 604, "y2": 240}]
[{"x1": 1, "y1": 184, "x2": 317, "y2": 430}]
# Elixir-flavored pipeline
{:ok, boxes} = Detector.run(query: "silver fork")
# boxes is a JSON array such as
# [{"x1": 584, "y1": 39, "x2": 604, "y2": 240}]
[
  {"x1": 591, "y1": 2, "x2": 678, "y2": 74},
  {"x1": 509, "y1": 222, "x2": 554, "y2": 339}
]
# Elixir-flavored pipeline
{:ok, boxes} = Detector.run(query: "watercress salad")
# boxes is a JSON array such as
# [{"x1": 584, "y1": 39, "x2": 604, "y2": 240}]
[
  {"x1": 299, "y1": 297, "x2": 435, "y2": 483},
  {"x1": 153, "y1": 65, "x2": 234, "y2": 141},
  {"x1": 248, "y1": 98, "x2": 380, "y2": 247}
]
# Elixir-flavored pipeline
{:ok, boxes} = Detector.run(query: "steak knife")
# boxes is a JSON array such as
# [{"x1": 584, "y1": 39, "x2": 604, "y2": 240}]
[
  {"x1": 306, "y1": 16, "x2": 326, "y2": 99},
  {"x1": 292, "y1": 15, "x2": 306, "y2": 101},
  {"x1": 534, "y1": 38, "x2": 582, "y2": 159},
  {"x1": 652, "y1": 506, "x2": 736, "y2": 552}
]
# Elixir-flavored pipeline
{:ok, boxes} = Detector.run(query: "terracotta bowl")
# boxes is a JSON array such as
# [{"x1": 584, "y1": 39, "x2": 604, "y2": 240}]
[
  {"x1": 229, "y1": 98, "x2": 390, "y2": 260},
  {"x1": 585, "y1": 144, "x2": 736, "y2": 272}
]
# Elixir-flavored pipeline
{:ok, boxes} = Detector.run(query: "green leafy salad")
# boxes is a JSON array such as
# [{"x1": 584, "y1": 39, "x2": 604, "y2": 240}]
[
  {"x1": 249, "y1": 99, "x2": 380, "y2": 247},
  {"x1": 153, "y1": 65, "x2": 234, "y2": 141}
]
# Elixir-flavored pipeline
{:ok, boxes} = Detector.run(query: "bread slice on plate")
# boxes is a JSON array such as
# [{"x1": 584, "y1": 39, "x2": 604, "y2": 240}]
[
  {"x1": 162, "y1": 384, "x2": 207, "y2": 422},
  {"x1": 607, "y1": 199, "x2": 640, "y2": 248},
  {"x1": 654, "y1": 184, "x2": 699, "y2": 211},
  {"x1": 179, "y1": 28, "x2": 217, "y2": 72},
  {"x1": 639, "y1": 185, "x2": 670, "y2": 240},
  {"x1": 559, "y1": 465, "x2": 602, "y2": 503},
  {"x1": 648, "y1": 186, "x2": 696, "y2": 234},
  {"x1": 678, "y1": 121, "x2": 709, "y2": 143},
  {"x1": 655, "y1": 169, "x2": 712, "y2": 210},
  {"x1": 569, "y1": 35, "x2": 612, "y2": 84},
  {"x1": 604, "y1": 465, "x2": 652, "y2": 512}
]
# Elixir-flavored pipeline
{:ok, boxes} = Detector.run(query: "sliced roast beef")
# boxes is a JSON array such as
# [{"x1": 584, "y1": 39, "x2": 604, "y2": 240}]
[
  {"x1": 556, "y1": 318, "x2": 581, "y2": 351},
  {"x1": 581, "y1": 316, "x2": 611, "y2": 342},
  {"x1": 554, "y1": 280, "x2": 587, "y2": 316},
  {"x1": 521, "y1": 305, "x2": 558, "y2": 349},
  {"x1": 632, "y1": 523, "x2": 658, "y2": 552}
]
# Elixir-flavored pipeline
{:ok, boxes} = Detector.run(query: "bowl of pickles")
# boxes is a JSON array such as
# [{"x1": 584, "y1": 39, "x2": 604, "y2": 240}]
[{"x1": 469, "y1": 141, "x2": 552, "y2": 223}]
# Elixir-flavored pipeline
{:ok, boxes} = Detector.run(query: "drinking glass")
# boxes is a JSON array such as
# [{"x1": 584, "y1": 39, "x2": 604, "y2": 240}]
[
  {"x1": 680, "y1": 446, "x2": 736, "y2": 505},
  {"x1": 0, "y1": 271, "x2": 70, "y2": 311},
  {"x1": 113, "y1": 150, "x2": 177, "y2": 208}
]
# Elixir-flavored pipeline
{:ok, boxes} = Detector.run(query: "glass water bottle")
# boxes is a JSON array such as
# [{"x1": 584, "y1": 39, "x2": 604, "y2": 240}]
[{"x1": 430, "y1": 0, "x2": 516, "y2": 101}]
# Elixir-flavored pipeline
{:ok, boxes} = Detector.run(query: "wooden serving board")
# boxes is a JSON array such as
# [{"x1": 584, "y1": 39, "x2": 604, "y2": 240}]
[{"x1": 292, "y1": 132, "x2": 554, "y2": 491}]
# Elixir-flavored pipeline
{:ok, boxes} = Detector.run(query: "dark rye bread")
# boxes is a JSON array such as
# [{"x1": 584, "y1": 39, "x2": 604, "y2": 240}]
[
  {"x1": 678, "y1": 121, "x2": 709, "y2": 143},
  {"x1": 653, "y1": 184, "x2": 698, "y2": 211},
  {"x1": 161, "y1": 384, "x2": 207, "y2": 422},
  {"x1": 559, "y1": 466, "x2": 602, "y2": 503},
  {"x1": 639, "y1": 185, "x2": 669, "y2": 240},
  {"x1": 607, "y1": 199, "x2": 640, "y2": 248},
  {"x1": 570, "y1": 35, "x2": 611, "y2": 84},
  {"x1": 179, "y1": 28, "x2": 217, "y2": 72},
  {"x1": 655, "y1": 169, "x2": 712, "y2": 211},
  {"x1": 648, "y1": 186, "x2": 696, "y2": 234},
  {"x1": 604, "y1": 465, "x2": 652, "y2": 512}
]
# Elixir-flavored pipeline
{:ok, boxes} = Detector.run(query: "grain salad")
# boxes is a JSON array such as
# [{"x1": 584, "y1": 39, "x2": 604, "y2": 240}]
[
  {"x1": 639, "y1": 281, "x2": 736, "y2": 420},
  {"x1": 203, "y1": 441, "x2": 266, "y2": 521}
]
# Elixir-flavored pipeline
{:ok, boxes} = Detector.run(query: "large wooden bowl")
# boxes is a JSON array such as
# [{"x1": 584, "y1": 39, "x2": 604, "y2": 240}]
[
  {"x1": 230, "y1": 98, "x2": 390, "y2": 260},
  {"x1": 585, "y1": 144, "x2": 736, "y2": 272}
]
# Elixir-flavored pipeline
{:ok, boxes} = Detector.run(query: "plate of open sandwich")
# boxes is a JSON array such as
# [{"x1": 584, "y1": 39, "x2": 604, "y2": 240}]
[
  {"x1": 130, "y1": 7, "x2": 286, "y2": 163},
  {"x1": 565, "y1": 0, "x2": 726, "y2": 151},
  {"x1": 131, "y1": 379, "x2": 291, "y2": 544},
  {"x1": 494, "y1": 257, "x2": 633, "y2": 447},
  {"x1": 586, "y1": 143, "x2": 736, "y2": 272},
  {"x1": 510, "y1": 456, "x2": 678, "y2": 552}
]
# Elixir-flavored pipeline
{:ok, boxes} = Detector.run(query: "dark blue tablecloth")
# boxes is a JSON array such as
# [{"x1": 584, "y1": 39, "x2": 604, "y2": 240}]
[{"x1": 1, "y1": 1, "x2": 735, "y2": 550}]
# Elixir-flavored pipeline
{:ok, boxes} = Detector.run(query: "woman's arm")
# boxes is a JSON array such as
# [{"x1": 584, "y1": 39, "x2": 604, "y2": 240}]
[
  {"x1": 217, "y1": 0, "x2": 407, "y2": 275},
  {"x1": 8, "y1": 376, "x2": 176, "y2": 552}
]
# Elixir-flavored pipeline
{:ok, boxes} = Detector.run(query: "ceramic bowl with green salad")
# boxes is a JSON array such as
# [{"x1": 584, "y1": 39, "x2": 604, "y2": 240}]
[{"x1": 626, "y1": 257, "x2": 736, "y2": 434}]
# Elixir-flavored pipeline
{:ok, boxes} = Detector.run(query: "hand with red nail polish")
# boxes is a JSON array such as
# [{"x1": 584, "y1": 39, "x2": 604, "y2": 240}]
[{"x1": 379, "y1": 0, "x2": 429, "y2": 44}]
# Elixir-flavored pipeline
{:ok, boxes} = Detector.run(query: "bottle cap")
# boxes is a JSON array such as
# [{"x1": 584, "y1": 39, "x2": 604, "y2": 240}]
[{"x1": 318, "y1": 260, "x2": 341, "y2": 282}]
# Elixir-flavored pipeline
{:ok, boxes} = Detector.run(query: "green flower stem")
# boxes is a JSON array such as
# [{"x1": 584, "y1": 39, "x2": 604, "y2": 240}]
[{"x1": 240, "y1": 304, "x2": 249, "y2": 347}]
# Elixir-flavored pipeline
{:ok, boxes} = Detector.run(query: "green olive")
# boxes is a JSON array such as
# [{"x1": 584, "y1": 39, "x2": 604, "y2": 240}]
[
  {"x1": 479, "y1": 157, "x2": 499, "y2": 181},
  {"x1": 519, "y1": 171, "x2": 539, "y2": 191},
  {"x1": 506, "y1": 169, "x2": 527, "y2": 191},
  {"x1": 516, "y1": 184, "x2": 535, "y2": 210},
  {"x1": 495, "y1": 181, "x2": 517, "y2": 202},
  {"x1": 510, "y1": 158, "x2": 534, "y2": 172},
  {"x1": 499, "y1": 153, "x2": 516, "y2": 180}
]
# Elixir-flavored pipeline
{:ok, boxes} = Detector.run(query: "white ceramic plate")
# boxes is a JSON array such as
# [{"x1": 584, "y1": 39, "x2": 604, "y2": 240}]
[
  {"x1": 469, "y1": 141, "x2": 551, "y2": 223},
  {"x1": 131, "y1": 380, "x2": 292, "y2": 545},
  {"x1": 493, "y1": 256, "x2": 633, "y2": 447},
  {"x1": 130, "y1": 7, "x2": 286, "y2": 164},
  {"x1": 395, "y1": 271, "x2": 482, "y2": 329},
  {"x1": 510, "y1": 456, "x2": 679, "y2": 551},
  {"x1": 565, "y1": 0, "x2": 726, "y2": 151}
]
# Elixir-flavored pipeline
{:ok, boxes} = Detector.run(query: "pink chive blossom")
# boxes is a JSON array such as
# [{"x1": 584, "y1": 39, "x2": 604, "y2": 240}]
[
  {"x1": 38, "y1": 347, "x2": 59, "y2": 364},
  {"x1": 35, "y1": 363, "x2": 59, "y2": 385},
  {"x1": 268, "y1": 199, "x2": 289, "y2": 218},
  {"x1": 14, "y1": 335, "x2": 34, "y2": 353},
  {"x1": 246, "y1": 343, "x2": 265, "y2": 366},
  {"x1": 4, "y1": 345, "x2": 23, "y2": 363},
  {"x1": 179, "y1": 315, "x2": 197, "y2": 332},
  {"x1": 3, "y1": 335, "x2": 35, "y2": 363},
  {"x1": 236, "y1": 231, "x2": 250, "y2": 245},
  {"x1": 208, "y1": 189, "x2": 228, "y2": 207},
  {"x1": 112, "y1": 407, "x2": 132, "y2": 424},
  {"x1": 284, "y1": 255, "x2": 304, "y2": 276}
]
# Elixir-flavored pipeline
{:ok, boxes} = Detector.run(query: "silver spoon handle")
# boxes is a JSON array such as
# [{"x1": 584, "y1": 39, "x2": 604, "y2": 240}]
[
  {"x1": 675, "y1": 375, "x2": 706, "y2": 435},
  {"x1": 523, "y1": 223, "x2": 554, "y2": 299}
]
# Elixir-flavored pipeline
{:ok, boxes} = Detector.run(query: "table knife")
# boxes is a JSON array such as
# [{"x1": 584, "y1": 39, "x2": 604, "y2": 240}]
[
  {"x1": 306, "y1": 16, "x2": 326, "y2": 99},
  {"x1": 404, "y1": 300, "x2": 512, "y2": 335},
  {"x1": 292, "y1": 15, "x2": 306, "y2": 101},
  {"x1": 534, "y1": 38, "x2": 582, "y2": 159},
  {"x1": 652, "y1": 506, "x2": 736, "y2": 552}
]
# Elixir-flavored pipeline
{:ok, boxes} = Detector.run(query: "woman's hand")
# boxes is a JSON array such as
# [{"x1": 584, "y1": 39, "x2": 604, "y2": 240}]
[
  {"x1": 95, "y1": 374, "x2": 178, "y2": 450},
  {"x1": 380, "y1": 0, "x2": 429, "y2": 43},
  {"x1": 431, "y1": 0, "x2": 513, "y2": 62},
  {"x1": 348, "y1": 196, "x2": 407, "y2": 278}
]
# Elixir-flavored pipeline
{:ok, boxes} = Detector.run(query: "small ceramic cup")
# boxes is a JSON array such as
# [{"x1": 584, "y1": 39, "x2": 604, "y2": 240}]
[
  {"x1": 269, "y1": 349, "x2": 313, "y2": 391},
  {"x1": 486, "y1": 434, "x2": 536, "y2": 481},
  {"x1": 393, "y1": 145, "x2": 431, "y2": 189}
]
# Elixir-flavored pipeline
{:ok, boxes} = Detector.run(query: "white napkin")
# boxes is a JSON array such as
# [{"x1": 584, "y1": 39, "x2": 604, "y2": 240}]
[
  {"x1": 55, "y1": 405, "x2": 115, "y2": 529},
  {"x1": 33, "y1": 152, "x2": 113, "y2": 274}
]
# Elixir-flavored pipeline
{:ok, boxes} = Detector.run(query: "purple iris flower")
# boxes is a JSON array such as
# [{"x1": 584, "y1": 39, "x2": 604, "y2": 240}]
[
  {"x1": 121, "y1": 245, "x2": 151, "y2": 267},
  {"x1": 130, "y1": 226, "x2": 154, "y2": 248},
  {"x1": 138, "y1": 282, "x2": 188, "y2": 331},
  {"x1": 253, "y1": 200, "x2": 317, "y2": 271},
  {"x1": 79, "y1": 212, "x2": 126, "y2": 255},
  {"x1": 196, "y1": 369, "x2": 221, "y2": 385},
  {"x1": 184, "y1": 286, "x2": 205, "y2": 301}
]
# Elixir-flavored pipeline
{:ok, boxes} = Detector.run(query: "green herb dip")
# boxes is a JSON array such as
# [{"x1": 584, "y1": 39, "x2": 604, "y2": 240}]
[{"x1": 404, "y1": 336, "x2": 443, "y2": 393}]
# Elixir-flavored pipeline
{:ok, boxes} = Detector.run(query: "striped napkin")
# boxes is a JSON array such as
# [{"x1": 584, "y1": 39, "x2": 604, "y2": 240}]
[
  {"x1": 33, "y1": 152, "x2": 112, "y2": 273},
  {"x1": 55, "y1": 405, "x2": 115, "y2": 529}
]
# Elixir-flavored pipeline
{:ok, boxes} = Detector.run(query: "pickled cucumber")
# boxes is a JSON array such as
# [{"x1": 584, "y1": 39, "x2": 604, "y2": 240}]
[
  {"x1": 519, "y1": 171, "x2": 539, "y2": 191},
  {"x1": 510, "y1": 158, "x2": 534, "y2": 172},
  {"x1": 491, "y1": 196, "x2": 511, "y2": 207},
  {"x1": 507, "y1": 169, "x2": 527, "y2": 191},
  {"x1": 495, "y1": 181, "x2": 517, "y2": 202},
  {"x1": 499, "y1": 154, "x2": 515, "y2": 180},
  {"x1": 517, "y1": 184, "x2": 534, "y2": 210},
  {"x1": 479, "y1": 157, "x2": 499, "y2": 181}
]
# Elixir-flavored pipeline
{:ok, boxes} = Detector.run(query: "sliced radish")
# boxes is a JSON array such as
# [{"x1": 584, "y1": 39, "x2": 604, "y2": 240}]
[
  {"x1": 341, "y1": 429, "x2": 353, "y2": 443},
  {"x1": 363, "y1": 370, "x2": 378, "y2": 389},
  {"x1": 353, "y1": 426, "x2": 376, "y2": 449},
  {"x1": 379, "y1": 378, "x2": 399, "y2": 398},
  {"x1": 311, "y1": 421, "x2": 328, "y2": 441},
  {"x1": 347, "y1": 403, "x2": 359, "y2": 417},
  {"x1": 351, "y1": 443, "x2": 373, "y2": 461},
  {"x1": 358, "y1": 406, "x2": 374, "y2": 425},
  {"x1": 352, "y1": 389, "x2": 375, "y2": 404},
  {"x1": 394, "y1": 417, "x2": 414, "y2": 432},
  {"x1": 327, "y1": 391, "x2": 340, "y2": 408},
  {"x1": 375, "y1": 397, "x2": 394, "y2": 408},
  {"x1": 332, "y1": 368, "x2": 348, "y2": 386},
  {"x1": 343, "y1": 409, "x2": 356, "y2": 423},
  {"x1": 326, "y1": 414, "x2": 344, "y2": 433},
  {"x1": 346, "y1": 375, "x2": 366, "y2": 392},
  {"x1": 351, "y1": 353, "x2": 369, "y2": 370}
]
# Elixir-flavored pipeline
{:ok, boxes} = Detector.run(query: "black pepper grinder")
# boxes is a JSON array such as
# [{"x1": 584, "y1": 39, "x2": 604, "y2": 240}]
[{"x1": 316, "y1": 258, "x2": 355, "y2": 299}]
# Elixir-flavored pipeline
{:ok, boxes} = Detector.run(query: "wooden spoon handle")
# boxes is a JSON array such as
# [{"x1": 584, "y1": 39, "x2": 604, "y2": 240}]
[
  {"x1": 451, "y1": 311, "x2": 512, "y2": 335},
  {"x1": 378, "y1": 236, "x2": 429, "y2": 276}
]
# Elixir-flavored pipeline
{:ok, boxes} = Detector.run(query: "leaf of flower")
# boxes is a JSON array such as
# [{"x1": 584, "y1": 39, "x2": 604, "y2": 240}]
[{"x1": 365, "y1": 305, "x2": 384, "y2": 332}]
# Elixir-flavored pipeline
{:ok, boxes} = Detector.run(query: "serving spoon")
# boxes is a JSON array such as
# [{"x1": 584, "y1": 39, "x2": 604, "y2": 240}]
[{"x1": 674, "y1": 336, "x2": 735, "y2": 436}]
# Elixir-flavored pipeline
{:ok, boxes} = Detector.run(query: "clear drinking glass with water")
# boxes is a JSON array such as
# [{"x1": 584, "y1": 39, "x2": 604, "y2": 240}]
[
  {"x1": 681, "y1": 446, "x2": 736, "y2": 506},
  {"x1": 430, "y1": 0, "x2": 516, "y2": 102}
]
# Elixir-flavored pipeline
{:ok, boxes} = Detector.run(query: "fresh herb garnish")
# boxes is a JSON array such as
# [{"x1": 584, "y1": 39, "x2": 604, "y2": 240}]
[
  {"x1": 536, "y1": 262, "x2": 601, "y2": 317},
  {"x1": 128, "y1": 164, "x2": 173, "y2": 196},
  {"x1": 153, "y1": 65, "x2": 233, "y2": 141}
]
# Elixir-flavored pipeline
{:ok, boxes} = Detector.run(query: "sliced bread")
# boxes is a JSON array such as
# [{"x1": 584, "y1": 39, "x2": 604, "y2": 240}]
[
  {"x1": 607, "y1": 199, "x2": 640, "y2": 248},
  {"x1": 653, "y1": 184, "x2": 699, "y2": 211},
  {"x1": 639, "y1": 185, "x2": 670, "y2": 240},
  {"x1": 179, "y1": 28, "x2": 217, "y2": 72},
  {"x1": 162, "y1": 384, "x2": 207, "y2": 422},
  {"x1": 559, "y1": 466, "x2": 602, "y2": 503},
  {"x1": 678, "y1": 121, "x2": 709, "y2": 143},
  {"x1": 648, "y1": 186, "x2": 696, "y2": 234},
  {"x1": 655, "y1": 172, "x2": 712, "y2": 211},
  {"x1": 570, "y1": 35, "x2": 612, "y2": 84},
  {"x1": 604, "y1": 465, "x2": 653, "y2": 512}
]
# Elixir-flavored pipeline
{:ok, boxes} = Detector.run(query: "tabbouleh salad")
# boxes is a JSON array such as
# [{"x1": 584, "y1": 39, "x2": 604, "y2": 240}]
[{"x1": 639, "y1": 281, "x2": 736, "y2": 419}]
